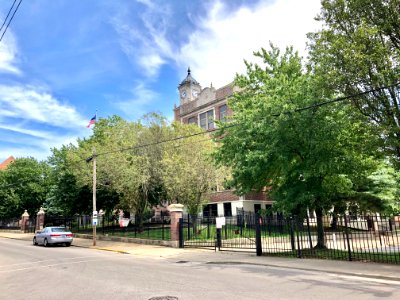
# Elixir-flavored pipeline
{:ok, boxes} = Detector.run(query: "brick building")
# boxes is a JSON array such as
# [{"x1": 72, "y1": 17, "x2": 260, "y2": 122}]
[
  {"x1": 0, "y1": 156, "x2": 15, "y2": 170},
  {"x1": 174, "y1": 69, "x2": 272, "y2": 216}
]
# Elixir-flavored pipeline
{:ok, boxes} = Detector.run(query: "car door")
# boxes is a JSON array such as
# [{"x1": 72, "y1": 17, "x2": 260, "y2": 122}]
[{"x1": 37, "y1": 228, "x2": 47, "y2": 244}]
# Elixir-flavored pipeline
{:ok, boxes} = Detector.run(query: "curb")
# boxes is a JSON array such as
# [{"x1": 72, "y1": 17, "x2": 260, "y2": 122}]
[
  {"x1": 2, "y1": 233, "x2": 399, "y2": 282},
  {"x1": 71, "y1": 243, "x2": 130, "y2": 254},
  {"x1": 203, "y1": 261, "x2": 400, "y2": 283}
]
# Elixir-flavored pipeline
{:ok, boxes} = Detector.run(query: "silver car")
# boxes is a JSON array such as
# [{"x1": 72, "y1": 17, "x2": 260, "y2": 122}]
[{"x1": 33, "y1": 226, "x2": 73, "y2": 247}]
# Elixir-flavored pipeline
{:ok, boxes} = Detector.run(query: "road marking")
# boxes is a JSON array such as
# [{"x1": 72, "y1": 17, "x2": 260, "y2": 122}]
[{"x1": 328, "y1": 273, "x2": 400, "y2": 286}]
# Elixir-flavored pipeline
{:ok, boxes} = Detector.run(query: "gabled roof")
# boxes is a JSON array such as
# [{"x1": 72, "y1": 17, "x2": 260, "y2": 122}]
[
  {"x1": 0, "y1": 156, "x2": 15, "y2": 170},
  {"x1": 179, "y1": 67, "x2": 199, "y2": 86}
]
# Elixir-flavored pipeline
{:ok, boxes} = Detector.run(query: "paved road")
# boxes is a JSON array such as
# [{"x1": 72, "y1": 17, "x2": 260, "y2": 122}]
[{"x1": 1, "y1": 238, "x2": 400, "y2": 300}]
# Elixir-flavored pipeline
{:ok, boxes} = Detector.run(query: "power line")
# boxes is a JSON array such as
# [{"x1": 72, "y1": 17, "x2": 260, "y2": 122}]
[
  {"x1": 0, "y1": 0, "x2": 22, "y2": 42},
  {"x1": 92, "y1": 82, "x2": 399, "y2": 159},
  {"x1": 2, "y1": 82, "x2": 398, "y2": 188},
  {"x1": 0, "y1": 0, "x2": 17, "y2": 34},
  {"x1": 292, "y1": 82, "x2": 400, "y2": 114}
]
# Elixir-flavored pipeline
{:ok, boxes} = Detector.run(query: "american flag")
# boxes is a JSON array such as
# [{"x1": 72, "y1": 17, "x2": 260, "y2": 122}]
[{"x1": 86, "y1": 115, "x2": 96, "y2": 128}]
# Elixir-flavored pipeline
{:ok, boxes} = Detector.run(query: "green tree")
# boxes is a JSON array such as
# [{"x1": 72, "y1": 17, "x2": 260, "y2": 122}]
[
  {"x1": 0, "y1": 171, "x2": 20, "y2": 218},
  {"x1": 0, "y1": 158, "x2": 51, "y2": 218},
  {"x1": 308, "y1": 0, "x2": 400, "y2": 167},
  {"x1": 45, "y1": 145, "x2": 94, "y2": 215},
  {"x1": 69, "y1": 114, "x2": 169, "y2": 230},
  {"x1": 214, "y1": 45, "x2": 378, "y2": 248},
  {"x1": 365, "y1": 161, "x2": 400, "y2": 214},
  {"x1": 161, "y1": 122, "x2": 225, "y2": 216}
]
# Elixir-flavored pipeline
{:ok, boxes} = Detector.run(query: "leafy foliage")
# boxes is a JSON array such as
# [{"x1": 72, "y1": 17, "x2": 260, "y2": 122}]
[
  {"x1": 308, "y1": 0, "x2": 400, "y2": 167},
  {"x1": 0, "y1": 157, "x2": 51, "y2": 218},
  {"x1": 161, "y1": 122, "x2": 226, "y2": 215},
  {"x1": 214, "y1": 45, "x2": 380, "y2": 247}
]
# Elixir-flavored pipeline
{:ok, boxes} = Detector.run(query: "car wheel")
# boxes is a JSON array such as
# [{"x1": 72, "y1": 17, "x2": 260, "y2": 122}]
[
  {"x1": 65, "y1": 242, "x2": 71, "y2": 247},
  {"x1": 33, "y1": 237, "x2": 38, "y2": 245},
  {"x1": 43, "y1": 238, "x2": 48, "y2": 247}
]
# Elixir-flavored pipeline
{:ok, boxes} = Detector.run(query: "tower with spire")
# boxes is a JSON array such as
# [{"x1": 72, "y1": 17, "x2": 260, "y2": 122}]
[{"x1": 178, "y1": 67, "x2": 202, "y2": 105}]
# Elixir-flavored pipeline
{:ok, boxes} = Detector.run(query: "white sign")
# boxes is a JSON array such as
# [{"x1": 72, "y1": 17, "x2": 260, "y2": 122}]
[
  {"x1": 216, "y1": 217, "x2": 226, "y2": 229},
  {"x1": 119, "y1": 218, "x2": 130, "y2": 228},
  {"x1": 92, "y1": 217, "x2": 98, "y2": 226},
  {"x1": 93, "y1": 210, "x2": 98, "y2": 217}
]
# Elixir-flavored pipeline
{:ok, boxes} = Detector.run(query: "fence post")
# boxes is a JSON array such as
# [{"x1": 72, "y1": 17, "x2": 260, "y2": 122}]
[
  {"x1": 295, "y1": 217, "x2": 302, "y2": 258},
  {"x1": 187, "y1": 215, "x2": 191, "y2": 240},
  {"x1": 168, "y1": 203, "x2": 184, "y2": 248},
  {"x1": 255, "y1": 213, "x2": 262, "y2": 256},
  {"x1": 343, "y1": 214, "x2": 352, "y2": 261},
  {"x1": 36, "y1": 207, "x2": 45, "y2": 231},
  {"x1": 216, "y1": 228, "x2": 222, "y2": 250},
  {"x1": 179, "y1": 218, "x2": 183, "y2": 248},
  {"x1": 20, "y1": 210, "x2": 29, "y2": 232},
  {"x1": 289, "y1": 216, "x2": 296, "y2": 252},
  {"x1": 306, "y1": 214, "x2": 313, "y2": 251}
]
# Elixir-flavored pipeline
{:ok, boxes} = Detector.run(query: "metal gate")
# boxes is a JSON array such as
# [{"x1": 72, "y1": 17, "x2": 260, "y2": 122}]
[{"x1": 180, "y1": 211, "x2": 257, "y2": 252}]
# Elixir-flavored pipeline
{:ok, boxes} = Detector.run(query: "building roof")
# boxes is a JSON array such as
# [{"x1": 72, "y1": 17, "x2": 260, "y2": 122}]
[
  {"x1": 179, "y1": 67, "x2": 199, "y2": 86},
  {"x1": 0, "y1": 156, "x2": 15, "y2": 170}
]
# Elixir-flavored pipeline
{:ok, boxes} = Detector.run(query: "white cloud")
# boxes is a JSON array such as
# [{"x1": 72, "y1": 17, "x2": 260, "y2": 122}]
[
  {"x1": 110, "y1": 0, "x2": 173, "y2": 78},
  {"x1": 0, "y1": 123, "x2": 82, "y2": 161},
  {"x1": 0, "y1": 85, "x2": 92, "y2": 161},
  {"x1": 176, "y1": 0, "x2": 321, "y2": 87},
  {"x1": 0, "y1": 85, "x2": 88, "y2": 128},
  {"x1": 0, "y1": 32, "x2": 21, "y2": 75},
  {"x1": 115, "y1": 82, "x2": 159, "y2": 119}
]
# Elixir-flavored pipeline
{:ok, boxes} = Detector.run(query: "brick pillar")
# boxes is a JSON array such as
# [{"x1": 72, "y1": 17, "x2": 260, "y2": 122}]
[
  {"x1": 20, "y1": 210, "x2": 29, "y2": 232},
  {"x1": 168, "y1": 204, "x2": 184, "y2": 248},
  {"x1": 36, "y1": 207, "x2": 45, "y2": 230}
]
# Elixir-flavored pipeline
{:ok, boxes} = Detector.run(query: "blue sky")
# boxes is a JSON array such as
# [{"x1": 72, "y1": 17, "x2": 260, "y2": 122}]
[{"x1": 0, "y1": 0, "x2": 321, "y2": 162}]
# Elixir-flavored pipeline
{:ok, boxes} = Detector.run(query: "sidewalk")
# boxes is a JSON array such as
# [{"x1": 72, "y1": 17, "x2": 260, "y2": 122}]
[{"x1": 1, "y1": 231, "x2": 399, "y2": 282}]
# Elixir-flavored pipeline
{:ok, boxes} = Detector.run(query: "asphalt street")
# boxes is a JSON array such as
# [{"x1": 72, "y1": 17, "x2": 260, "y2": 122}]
[{"x1": 1, "y1": 237, "x2": 400, "y2": 300}]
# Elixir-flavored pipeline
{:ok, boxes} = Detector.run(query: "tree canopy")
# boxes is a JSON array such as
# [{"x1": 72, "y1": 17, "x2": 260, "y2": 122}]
[
  {"x1": 161, "y1": 122, "x2": 226, "y2": 215},
  {"x1": 0, "y1": 157, "x2": 51, "y2": 218},
  {"x1": 308, "y1": 0, "x2": 400, "y2": 167},
  {"x1": 214, "y1": 45, "x2": 381, "y2": 247}
]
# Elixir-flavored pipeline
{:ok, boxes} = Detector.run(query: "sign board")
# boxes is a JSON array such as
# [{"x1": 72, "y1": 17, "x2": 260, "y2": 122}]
[
  {"x1": 119, "y1": 218, "x2": 130, "y2": 228},
  {"x1": 216, "y1": 217, "x2": 226, "y2": 229},
  {"x1": 92, "y1": 217, "x2": 98, "y2": 226},
  {"x1": 93, "y1": 210, "x2": 98, "y2": 217}
]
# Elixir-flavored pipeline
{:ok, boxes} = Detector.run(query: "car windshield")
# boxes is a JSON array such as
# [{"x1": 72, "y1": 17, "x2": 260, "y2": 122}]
[{"x1": 51, "y1": 227, "x2": 68, "y2": 232}]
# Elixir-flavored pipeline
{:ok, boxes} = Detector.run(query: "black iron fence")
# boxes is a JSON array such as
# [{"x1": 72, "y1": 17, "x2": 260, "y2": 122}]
[
  {"x1": 0, "y1": 218, "x2": 20, "y2": 230},
  {"x1": 180, "y1": 212, "x2": 400, "y2": 264},
  {"x1": 0, "y1": 217, "x2": 36, "y2": 232},
  {"x1": 261, "y1": 214, "x2": 400, "y2": 264},
  {"x1": 44, "y1": 214, "x2": 171, "y2": 241}
]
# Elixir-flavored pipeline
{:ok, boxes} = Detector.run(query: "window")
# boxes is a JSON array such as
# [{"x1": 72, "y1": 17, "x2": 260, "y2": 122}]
[
  {"x1": 207, "y1": 110, "x2": 214, "y2": 129},
  {"x1": 188, "y1": 116, "x2": 196, "y2": 124},
  {"x1": 199, "y1": 110, "x2": 214, "y2": 130},
  {"x1": 203, "y1": 204, "x2": 218, "y2": 217},
  {"x1": 219, "y1": 104, "x2": 227, "y2": 121},
  {"x1": 224, "y1": 203, "x2": 232, "y2": 217}
]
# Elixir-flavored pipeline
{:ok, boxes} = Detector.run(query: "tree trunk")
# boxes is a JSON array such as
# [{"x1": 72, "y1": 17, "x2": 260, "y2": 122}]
[
  {"x1": 136, "y1": 211, "x2": 144, "y2": 233},
  {"x1": 315, "y1": 207, "x2": 326, "y2": 249},
  {"x1": 331, "y1": 214, "x2": 337, "y2": 230}
]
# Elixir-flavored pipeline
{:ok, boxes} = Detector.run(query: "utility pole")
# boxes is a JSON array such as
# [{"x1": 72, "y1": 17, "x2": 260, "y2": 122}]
[
  {"x1": 86, "y1": 148, "x2": 97, "y2": 246},
  {"x1": 92, "y1": 148, "x2": 97, "y2": 246}
]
